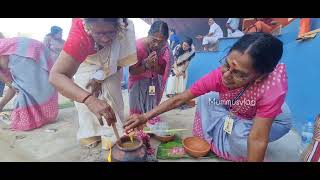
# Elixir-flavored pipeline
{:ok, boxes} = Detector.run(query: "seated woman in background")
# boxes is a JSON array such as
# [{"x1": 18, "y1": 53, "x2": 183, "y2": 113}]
[
  {"x1": 124, "y1": 32, "x2": 300, "y2": 162},
  {"x1": 0, "y1": 37, "x2": 58, "y2": 131},
  {"x1": 166, "y1": 37, "x2": 195, "y2": 98}
]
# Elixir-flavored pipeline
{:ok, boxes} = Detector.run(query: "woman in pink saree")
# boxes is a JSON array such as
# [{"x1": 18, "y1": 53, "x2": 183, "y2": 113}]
[
  {"x1": 128, "y1": 20, "x2": 172, "y2": 126},
  {"x1": 125, "y1": 32, "x2": 300, "y2": 161},
  {"x1": 128, "y1": 21, "x2": 172, "y2": 156},
  {"x1": 0, "y1": 37, "x2": 58, "y2": 131}
]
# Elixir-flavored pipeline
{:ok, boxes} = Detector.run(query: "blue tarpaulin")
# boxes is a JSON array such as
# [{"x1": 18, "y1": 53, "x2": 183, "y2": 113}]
[{"x1": 186, "y1": 18, "x2": 320, "y2": 133}]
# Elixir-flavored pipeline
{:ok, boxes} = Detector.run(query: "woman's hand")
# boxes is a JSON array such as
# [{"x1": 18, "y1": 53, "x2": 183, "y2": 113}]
[
  {"x1": 123, "y1": 114, "x2": 148, "y2": 133},
  {"x1": 123, "y1": 91, "x2": 196, "y2": 133},
  {"x1": 84, "y1": 95, "x2": 117, "y2": 126},
  {"x1": 146, "y1": 51, "x2": 157, "y2": 69},
  {"x1": 85, "y1": 79, "x2": 103, "y2": 98},
  {"x1": 247, "y1": 117, "x2": 273, "y2": 162}
]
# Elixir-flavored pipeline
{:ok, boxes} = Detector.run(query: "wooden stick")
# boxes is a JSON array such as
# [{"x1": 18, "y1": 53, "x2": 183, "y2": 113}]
[
  {"x1": 111, "y1": 123, "x2": 120, "y2": 141},
  {"x1": 101, "y1": 111, "x2": 121, "y2": 142}
]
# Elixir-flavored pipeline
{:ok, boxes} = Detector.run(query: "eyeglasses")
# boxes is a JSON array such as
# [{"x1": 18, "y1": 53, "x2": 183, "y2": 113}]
[
  {"x1": 149, "y1": 36, "x2": 166, "y2": 47},
  {"x1": 219, "y1": 56, "x2": 254, "y2": 81},
  {"x1": 90, "y1": 30, "x2": 117, "y2": 39}
]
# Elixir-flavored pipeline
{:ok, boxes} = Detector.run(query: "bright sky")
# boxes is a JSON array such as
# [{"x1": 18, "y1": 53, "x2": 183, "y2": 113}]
[{"x1": 0, "y1": 18, "x2": 150, "y2": 41}]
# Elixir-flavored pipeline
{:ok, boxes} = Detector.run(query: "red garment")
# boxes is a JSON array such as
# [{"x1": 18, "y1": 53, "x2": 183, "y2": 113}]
[
  {"x1": 245, "y1": 18, "x2": 274, "y2": 33},
  {"x1": 63, "y1": 18, "x2": 96, "y2": 63}
]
